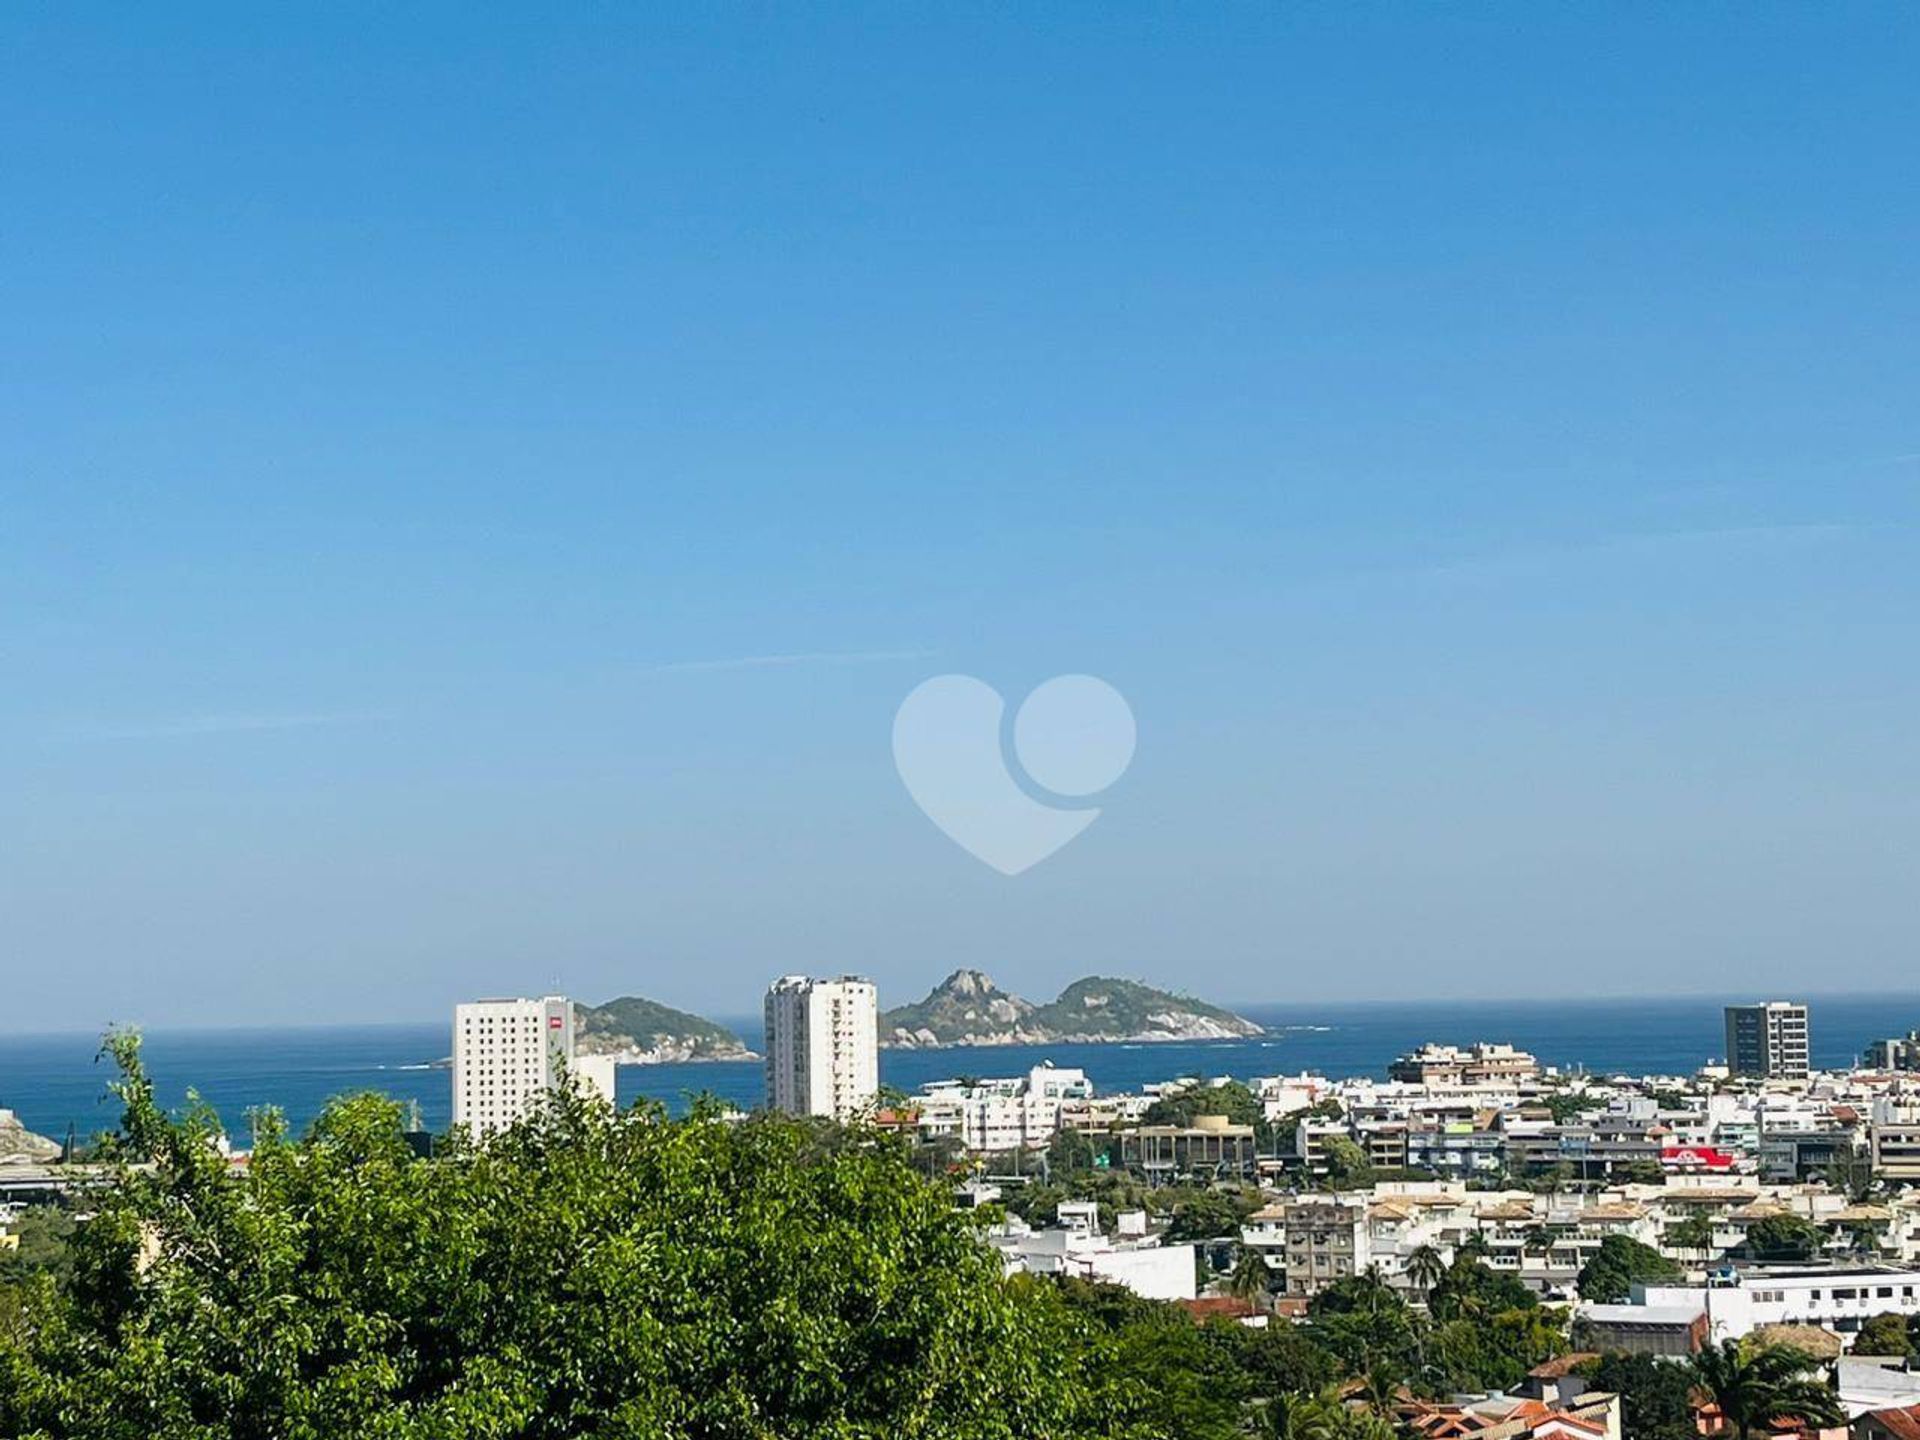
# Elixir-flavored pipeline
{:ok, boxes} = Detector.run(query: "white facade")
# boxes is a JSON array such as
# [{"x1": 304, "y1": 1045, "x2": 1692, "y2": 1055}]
[
  {"x1": 763, "y1": 975, "x2": 879, "y2": 1122},
  {"x1": 989, "y1": 1203, "x2": 1197, "y2": 1301},
  {"x1": 915, "y1": 1064, "x2": 1092, "y2": 1154},
  {"x1": 1583, "y1": 1267, "x2": 1920, "y2": 1346},
  {"x1": 574, "y1": 1053, "x2": 619, "y2": 1109},
  {"x1": 452, "y1": 995, "x2": 575, "y2": 1138}
]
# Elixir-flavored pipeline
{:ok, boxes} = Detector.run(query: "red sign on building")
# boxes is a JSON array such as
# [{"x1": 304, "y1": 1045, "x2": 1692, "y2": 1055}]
[{"x1": 1661, "y1": 1145, "x2": 1735, "y2": 1172}]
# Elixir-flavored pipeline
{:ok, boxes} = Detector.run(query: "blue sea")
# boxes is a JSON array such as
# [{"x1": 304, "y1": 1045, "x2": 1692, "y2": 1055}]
[{"x1": 3, "y1": 993, "x2": 1917, "y2": 1145}]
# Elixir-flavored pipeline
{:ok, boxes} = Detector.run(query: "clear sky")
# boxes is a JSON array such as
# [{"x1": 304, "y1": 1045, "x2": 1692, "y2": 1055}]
[{"x1": 3, "y1": 7, "x2": 1917, "y2": 1031}]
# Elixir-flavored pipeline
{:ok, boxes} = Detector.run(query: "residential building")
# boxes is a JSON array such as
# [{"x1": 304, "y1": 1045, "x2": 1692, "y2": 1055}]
[
  {"x1": 988, "y1": 1201, "x2": 1197, "y2": 1300},
  {"x1": 452, "y1": 995, "x2": 575, "y2": 1138},
  {"x1": 1398, "y1": 1391, "x2": 1623, "y2": 1440},
  {"x1": 1389, "y1": 1042, "x2": 1541, "y2": 1086},
  {"x1": 1855, "y1": 1403, "x2": 1920, "y2": 1440},
  {"x1": 1839, "y1": 1361, "x2": 1920, "y2": 1423},
  {"x1": 1578, "y1": 1266, "x2": 1920, "y2": 1348},
  {"x1": 763, "y1": 974, "x2": 879, "y2": 1122},
  {"x1": 1874, "y1": 1118, "x2": 1920, "y2": 1184},
  {"x1": 1282, "y1": 1198, "x2": 1369, "y2": 1297},
  {"x1": 914, "y1": 1064, "x2": 1092, "y2": 1155},
  {"x1": 1863, "y1": 1033, "x2": 1920, "y2": 1073},
  {"x1": 1726, "y1": 1002, "x2": 1811, "y2": 1080},
  {"x1": 574, "y1": 1053, "x2": 619, "y2": 1109}
]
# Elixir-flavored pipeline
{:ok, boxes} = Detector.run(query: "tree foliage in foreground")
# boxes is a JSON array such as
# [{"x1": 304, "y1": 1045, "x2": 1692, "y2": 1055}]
[
  {"x1": 1685, "y1": 1339, "x2": 1843, "y2": 1440},
  {"x1": 0, "y1": 1034, "x2": 1138, "y2": 1440}
]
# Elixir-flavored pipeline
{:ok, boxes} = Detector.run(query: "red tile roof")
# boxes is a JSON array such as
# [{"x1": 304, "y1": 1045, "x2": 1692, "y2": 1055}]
[{"x1": 1865, "y1": 1406, "x2": 1920, "y2": 1440}]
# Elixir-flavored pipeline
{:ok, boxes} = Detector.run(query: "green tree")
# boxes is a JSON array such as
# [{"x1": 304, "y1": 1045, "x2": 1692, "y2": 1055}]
[
  {"x1": 1142, "y1": 1080, "x2": 1263, "y2": 1130},
  {"x1": 1576, "y1": 1233, "x2": 1682, "y2": 1303},
  {"x1": 1267, "y1": 1387, "x2": 1396, "y2": 1440},
  {"x1": 1854, "y1": 1311, "x2": 1915, "y2": 1358},
  {"x1": 1424, "y1": 1308, "x2": 1565, "y2": 1396},
  {"x1": 1430, "y1": 1255, "x2": 1535, "y2": 1324},
  {"x1": 1046, "y1": 1126, "x2": 1100, "y2": 1176},
  {"x1": 1404, "y1": 1243, "x2": 1446, "y2": 1301},
  {"x1": 1056, "y1": 1280, "x2": 1248, "y2": 1440},
  {"x1": 0, "y1": 1032, "x2": 1142, "y2": 1440},
  {"x1": 1826, "y1": 1149, "x2": 1876, "y2": 1203},
  {"x1": 1231, "y1": 1320, "x2": 1338, "y2": 1402},
  {"x1": 1668, "y1": 1210, "x2": 1716, "y2": 1257},
  {"x1": 1743, "y1": 1213, "x2": 1824, "y2": 1262},
  {"x1": 1839, "y1": 1217, "x2": 1888, "y2": 1257},
  {"x1": 1583, "y1": 1353, "x2": 1699, "y2": 1440},
  {"x1": 1318, "y1": 1136, "x2": 1374, "y2": 1191},
  {"x1": 1545, "y1": 1087, "x2": 1601, "y2": 1124},
  {"x1": 1686, "y1": 1339, "x2": 1843, "y2": 1440},
  {"x1": 1305, "y1": 1275, "x2": 1416, "y2": 1382},
  {"x1": 1269, "y1": 1099, "x2": 1344, "y2": 1159},
  {"x1": 0, "y1": 1208, "x2": 75, "y2": 1290},
  {"x1": 1163, "y1": 1185, "x2": 1262, "y2": 1243},
  {"x1": 1454, "y1": 1231, "x2": 1493, "y2": 1262},
  {"x1": 1226, "y1": 1248, "x2": 1272, "y2": 1302}
]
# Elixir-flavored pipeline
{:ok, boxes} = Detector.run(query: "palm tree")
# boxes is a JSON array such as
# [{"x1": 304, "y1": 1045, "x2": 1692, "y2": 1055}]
[
  {"x1": 1687, "y1": 1339, "x2": 1844, "y2": 1440},
  {"x1": 1455, "y1": 1231, "x2": 1493, "y2": 1263},
  {"x1": 1268, "y1": 1389, "x2": 1397, "y2": 1440},
  {"x1": 1351, "y1": 1360, "x2": 1404, "y2": 1422},
  {"x1": 1405, "y1": 1243, "x2": 1446, "y2": 1301},
  {"x1": 1226, "y1": 1246, "x2": 1272, "y2": 1302}
]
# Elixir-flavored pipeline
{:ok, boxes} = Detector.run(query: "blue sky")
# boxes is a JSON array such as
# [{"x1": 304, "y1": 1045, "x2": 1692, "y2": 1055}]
[{"x1": 3, "y1": 6, "x2": 1917, "y2": 1030}]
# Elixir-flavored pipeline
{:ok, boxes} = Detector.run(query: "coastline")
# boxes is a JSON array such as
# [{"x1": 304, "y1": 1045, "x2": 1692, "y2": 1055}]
[{"x1": 6, "y1": 993, "x2": 1919, "y2": 1142}]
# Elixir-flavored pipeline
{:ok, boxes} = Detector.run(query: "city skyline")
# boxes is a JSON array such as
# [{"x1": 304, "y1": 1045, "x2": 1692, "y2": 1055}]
[{"x1": 5, "y1": 8, "x2": 1919, "y2": 1028}]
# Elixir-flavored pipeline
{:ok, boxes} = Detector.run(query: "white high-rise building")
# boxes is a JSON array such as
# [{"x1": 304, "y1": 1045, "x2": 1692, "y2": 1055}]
[
  {"x1": 452, "y1": 995, "x2": 576, "y2": 1138},
  {"x1": 763, "y1": 975, "x2": 879, "y2": 1122}
]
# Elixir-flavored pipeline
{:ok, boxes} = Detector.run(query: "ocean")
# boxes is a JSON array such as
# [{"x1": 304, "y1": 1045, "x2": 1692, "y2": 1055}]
[{"x1": 3, "y1": 992, "x2": 1916, "y2": 1145}]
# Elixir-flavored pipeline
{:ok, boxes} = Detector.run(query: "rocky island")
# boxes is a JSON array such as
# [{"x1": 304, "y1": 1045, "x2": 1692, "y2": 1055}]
[
  {"x1": 576, "y1": 996, "x2": 757, "y2": 1065},
  {"x1": 0, "y1": 1107, "x2": 61, "y2": 1166},
  {"x1": 882, "y1": 970, "x2": 1263, "y2": 1049}
]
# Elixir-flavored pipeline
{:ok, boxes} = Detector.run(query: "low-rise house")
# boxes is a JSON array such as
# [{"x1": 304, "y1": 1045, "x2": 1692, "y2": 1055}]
[
  {"x1": 1577, "y1": 1265, "x2": 1920, "y2": 1349},
  {"x1": 1400, "y1": 1391, "x2": 1621, "y2": 1440},
  {"x1": 1854, "y1": 1404, "x2": 1920, "y2": 1440},
  {"x1": 1838, "y1": 1359, "x2": 1920, "y2": 1421},
  {"x1": 988, "y1": 1200, "x2": 1197, "y2": 1301}
]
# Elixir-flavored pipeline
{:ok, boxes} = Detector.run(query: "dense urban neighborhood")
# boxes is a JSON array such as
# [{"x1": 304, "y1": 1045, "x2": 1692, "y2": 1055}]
[{"x1": 9, "y1": 989, "x2": 1920, "y2": 1437}]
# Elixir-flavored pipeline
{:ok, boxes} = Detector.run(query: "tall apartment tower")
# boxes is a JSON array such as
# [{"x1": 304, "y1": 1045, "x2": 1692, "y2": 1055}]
[
  {"x1": 763, "y1": 975, "x2": 879, "y2": 1122},
  {"x1": 452, "y1": 995, "x2": 576, "y2": 1138},
  {"x1": 1724, "y1": 1001, "x2": 1811, "y2": 1079}
]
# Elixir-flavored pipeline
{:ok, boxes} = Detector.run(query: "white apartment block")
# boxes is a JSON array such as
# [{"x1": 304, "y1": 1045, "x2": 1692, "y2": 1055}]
[
  {"x1": 452, "y1": 995, "x2": 575, "y2": 1138},
  {"x1": 915, "y1": 1064, "x2": 1092, "y2": 1154},
  {"x1": 763, "y1": 974, "x2": 879, "y2": 1122}
]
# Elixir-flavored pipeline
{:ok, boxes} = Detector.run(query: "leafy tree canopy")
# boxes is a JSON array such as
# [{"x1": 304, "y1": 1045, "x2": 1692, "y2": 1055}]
[
  {"x1": 1581, "y1": 1353, "x2": 1698, "y2": 1440},
  {"x1": 1854, "y1": 1311, "x2": 1915, "y2": 1358},
  {"x1": 0, "y1": 1034, "x2": 1146, "y2": 1440},
  {"x1": 1576, "y1": 1234, "x2": 1682, "y2": 1304}
]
